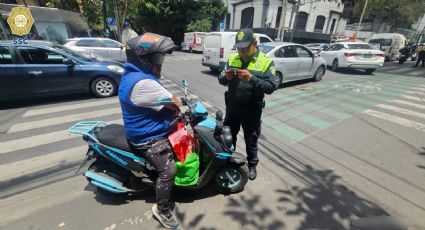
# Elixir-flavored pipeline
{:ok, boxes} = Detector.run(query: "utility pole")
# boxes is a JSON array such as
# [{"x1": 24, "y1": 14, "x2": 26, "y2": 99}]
[
  {"x1": 355, "y1": 0, "x2": 368, "y2": 41},
  {"x1": 277, "y1": 0, "x2": 287, "y2": 41},
  {"x1": 290, "y1": 0, "x2": 300, "y2": 42}
]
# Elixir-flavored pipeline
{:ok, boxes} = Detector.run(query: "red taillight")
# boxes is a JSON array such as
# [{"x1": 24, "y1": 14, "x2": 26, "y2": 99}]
[
  {"x1": 378, "y1": 54, "x2": 385, "y2": 57},
  {"x1": 220, "y1": 48, "x2": 224, "y2": 58},
  {"x1": 344, "y1": 52, "x2": 353, "y2": 57}
]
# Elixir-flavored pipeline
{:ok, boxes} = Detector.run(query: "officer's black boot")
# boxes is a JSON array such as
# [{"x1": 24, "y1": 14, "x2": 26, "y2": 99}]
[{"x1": 248, "y1": 166, "x2": 257, "y2": 180}]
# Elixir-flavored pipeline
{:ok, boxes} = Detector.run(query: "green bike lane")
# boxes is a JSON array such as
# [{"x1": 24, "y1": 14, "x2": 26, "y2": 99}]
[{"x1": 261, "y1": 72, "x2": 425, "y2": 143}]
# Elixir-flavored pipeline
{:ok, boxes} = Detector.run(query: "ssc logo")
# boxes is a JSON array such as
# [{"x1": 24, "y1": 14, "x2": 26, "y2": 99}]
[
  {"x1": 7, "y1": 6, "x2": 34, "y2": 36},
  {"x1": 13, "y1": 38, "x2": 29, "y2": 45}
]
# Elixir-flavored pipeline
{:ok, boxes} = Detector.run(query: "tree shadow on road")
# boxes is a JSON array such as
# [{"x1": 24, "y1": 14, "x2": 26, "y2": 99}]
[
  {"x1": 223, "y1": 195, "x2": 285, "y2": 230},
  {"x1": 254, "y1": 136, "x2": 389, "y2": 230},
  {"x1": 417, "y1": 147, "x2": 425, "y2": 170}
]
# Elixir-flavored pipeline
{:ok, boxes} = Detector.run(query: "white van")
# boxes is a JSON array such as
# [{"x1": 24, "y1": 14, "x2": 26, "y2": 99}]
[
  {"x1": 368, "y1": 33, "x2": 406, "y2": 61},
  {"x1": 181, "y1": 32, "x2": 206, "y2": 52},
  {"x1": 202, "y1": 32, "x2": 273, "y2": 72}
]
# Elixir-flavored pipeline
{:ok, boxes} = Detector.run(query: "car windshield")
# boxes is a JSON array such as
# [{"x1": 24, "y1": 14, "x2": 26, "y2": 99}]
[
  {"x1": 53, "y1": 44, "x2": 92, "y2": 62},
  {"x1": 258, "y1": 45, "x2": 275, "y2": 54},
  {"x1": 368, "y1": 39, "x2": 392, "y2": 46},
  {"x1": 347, "y1": 44, "x2": 374, "y2": 50}
]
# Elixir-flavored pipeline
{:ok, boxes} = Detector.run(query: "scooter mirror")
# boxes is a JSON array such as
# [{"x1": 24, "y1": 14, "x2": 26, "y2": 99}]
[
  {"x1": 182, "y1": 80, "x2": 188, "y2": 87},
  {"x1": 182, "y1": 80, "x2": 188, "y2": 97}
]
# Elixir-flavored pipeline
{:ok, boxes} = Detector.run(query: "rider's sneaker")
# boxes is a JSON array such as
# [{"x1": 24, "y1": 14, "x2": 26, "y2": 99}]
[{"x1": 152, "y1": 204, "x2": 179, "y2": 229}]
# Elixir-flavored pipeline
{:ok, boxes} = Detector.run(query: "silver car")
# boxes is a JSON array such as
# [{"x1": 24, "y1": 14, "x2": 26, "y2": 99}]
[
  {"x1": 64, "y1": 38, "x2": 127, "y2": 62},
  {"x1": 258, "y1": 42, "x2": 327, "y2": 86}
]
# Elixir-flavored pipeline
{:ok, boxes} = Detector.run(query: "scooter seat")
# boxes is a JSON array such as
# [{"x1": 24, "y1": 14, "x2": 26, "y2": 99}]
[{"x1": 97, "y1": 124, "x2": 132, "y2": 152}]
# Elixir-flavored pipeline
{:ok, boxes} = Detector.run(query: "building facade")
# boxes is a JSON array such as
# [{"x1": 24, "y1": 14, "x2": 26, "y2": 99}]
[{"x1": 224, "y1": 0, "x2": 347, "y2": 43}]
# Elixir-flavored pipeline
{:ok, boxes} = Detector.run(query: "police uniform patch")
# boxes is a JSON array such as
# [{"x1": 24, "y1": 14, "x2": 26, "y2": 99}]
[
  {"x1": 270, "y1": 66, "x2": 276, "y2": 75},
  {"x1": 237, "y1": 32, "x2": 244, "y2": 41},
  {"x1": 255, "y1": 61, "x2": 263, "y2": 69}
]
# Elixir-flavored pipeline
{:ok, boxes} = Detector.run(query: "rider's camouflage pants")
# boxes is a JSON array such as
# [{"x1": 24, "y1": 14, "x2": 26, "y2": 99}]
[{"x1": 131, "y1": 137, "x2": 176, "y2": 214}]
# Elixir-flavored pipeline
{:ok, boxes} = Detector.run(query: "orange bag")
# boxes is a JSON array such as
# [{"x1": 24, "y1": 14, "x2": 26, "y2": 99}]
[{"x1": 168, "y1": 122, "x2": 194, "y2": 163}]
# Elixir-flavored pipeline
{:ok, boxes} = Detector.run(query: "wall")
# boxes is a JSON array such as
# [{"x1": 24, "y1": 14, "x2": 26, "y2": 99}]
[{"x1": 226, "y1": 0, "x2": 345, "y2": 35}]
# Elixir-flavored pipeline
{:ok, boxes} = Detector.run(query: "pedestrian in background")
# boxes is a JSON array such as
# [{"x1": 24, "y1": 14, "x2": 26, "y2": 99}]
[{"x1": 415, "y1": 43, "x2": 425, "y2": 67}]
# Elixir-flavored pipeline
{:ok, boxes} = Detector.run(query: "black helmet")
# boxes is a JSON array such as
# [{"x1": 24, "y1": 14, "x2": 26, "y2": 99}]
[{"x1": 126, "y1": 33, "x2": 176, "y2": 75}]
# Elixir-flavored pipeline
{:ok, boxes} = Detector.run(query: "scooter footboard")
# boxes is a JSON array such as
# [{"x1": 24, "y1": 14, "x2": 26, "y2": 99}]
[{"x1": 228, "y1": 152, "x2": 247, "y2": 166}]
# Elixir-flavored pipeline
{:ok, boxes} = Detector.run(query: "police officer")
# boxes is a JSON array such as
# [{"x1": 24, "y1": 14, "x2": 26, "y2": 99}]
[
  {"x1": 218, "y1": 29, "x2": 277, "y2": 180},
  {"x1": 415, "y1": 43, "x2": 425, "y2": 67}
]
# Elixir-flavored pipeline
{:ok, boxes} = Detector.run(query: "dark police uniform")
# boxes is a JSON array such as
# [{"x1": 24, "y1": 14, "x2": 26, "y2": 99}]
[
  {"x1": 218, "y1": 37, "x2": 277, "y2": 168},
  {"x1": 416, "y1": 44, "x2": 425, "y2": 67}
]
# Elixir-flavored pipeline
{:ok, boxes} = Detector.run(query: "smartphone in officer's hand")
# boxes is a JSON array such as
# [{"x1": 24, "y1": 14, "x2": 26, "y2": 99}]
[{"x1": 225, "y1": 68, "x2": 239, "y2": 80}]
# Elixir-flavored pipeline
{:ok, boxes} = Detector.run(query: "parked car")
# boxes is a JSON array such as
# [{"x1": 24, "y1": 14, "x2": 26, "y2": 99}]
[
  {"x1": 258, "y1": 42, "x2": 327, "y2": 86},
  {"x1": 0, "y1": 40, "x2": 123, "y2": 101},
  {"x1": 202, "y1": 31, "x2": 273, "y2": 73},
  {"x1": 305, "y1": 43, "x2": 330, "y2": 54},
  {"x1": 64, "y1": 37, "x2": 127, "y2": 62},
  {"x1": 319, "y1": 42, "x2": 385, "y2": 74},
  {"x1": 368, "y1": 33, "x2": 406, "y2": 61}
]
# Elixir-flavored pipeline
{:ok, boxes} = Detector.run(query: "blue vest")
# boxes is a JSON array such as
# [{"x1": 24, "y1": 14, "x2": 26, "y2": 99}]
[{"x1": 119, "y1": 63, "x2": 175, "y2": 144}]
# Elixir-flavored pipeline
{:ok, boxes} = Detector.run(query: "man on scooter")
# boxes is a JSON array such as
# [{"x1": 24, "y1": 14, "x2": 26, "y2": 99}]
[{"x1": 119, "y1": 33, "x2": 180, "y2": 229}]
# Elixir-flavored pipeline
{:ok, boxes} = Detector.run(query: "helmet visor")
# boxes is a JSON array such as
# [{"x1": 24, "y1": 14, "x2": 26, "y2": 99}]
[{"x1": 149, "y1": 53, "x2": 165, "y2": 66}]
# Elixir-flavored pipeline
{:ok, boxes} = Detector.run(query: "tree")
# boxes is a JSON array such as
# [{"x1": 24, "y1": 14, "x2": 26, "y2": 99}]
[
  {"x1": 126, "y1": 0, "x2": 227, "y2": 44},
  {"x1": 187, "y1": 18, "x2": 212, "y2": 32},
  {"x1": 42, "y1": 0, "x2": 81, "y2": 12},
  {"x1": 354, "y1": 0, "x2": 425, "y2": 31}
]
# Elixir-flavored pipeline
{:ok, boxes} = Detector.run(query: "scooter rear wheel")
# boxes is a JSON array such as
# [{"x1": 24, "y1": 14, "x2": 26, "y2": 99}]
[{"x1": 215, "y1": 164, "x2": 249, "y2": 194}]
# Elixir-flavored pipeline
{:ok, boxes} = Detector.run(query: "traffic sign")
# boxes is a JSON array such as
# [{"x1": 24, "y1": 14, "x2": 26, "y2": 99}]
[
  {"x1": 107, "y1": 17, "x2": 116, "y2": 26},
  {"x1": 220, "y1": 22, "x2": 224, "y2": 32}
]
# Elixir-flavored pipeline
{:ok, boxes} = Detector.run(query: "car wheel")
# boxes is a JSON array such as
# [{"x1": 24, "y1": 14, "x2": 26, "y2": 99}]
[
  {"x1": 365, "y1": 69, "x2": 376, "y2": 74},
  {"x1": 331, "y1": 59, "x2": 339, "y2": 72},
  {"x1": 276, "y1": 72, "x2": 283, "y2": 87},
  {"x1": 313, "y1": 66, "x2": 325, "y2": 82},
  {"x1": 91, "y1": 77, "x2": 117, "y2": 98}
]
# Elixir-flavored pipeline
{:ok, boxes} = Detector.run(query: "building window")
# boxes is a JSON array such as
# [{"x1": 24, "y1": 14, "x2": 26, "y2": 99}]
[
  {"x1": 226, "y1": 13, "x2": 231, "y2": 30},
  {"x1": 295, "y1": 12, "x2": 308, "y2": 31},
  {"x1": 241, "y1": 7, "x2": 254, "y2": 29},
  {"x1": 314, "y1": 15, "x2": 326, "y2": 33},
  {"x1": 275, "y1": 7, "x2": 282, "y2": 28},
  {"x1": 329, "y1": 18, "x2": 337, "y2": 34}
]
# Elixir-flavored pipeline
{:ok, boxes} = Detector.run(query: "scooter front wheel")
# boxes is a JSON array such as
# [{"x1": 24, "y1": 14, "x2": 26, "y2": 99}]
[{"x1": 215, "y1": 164, "x2": 249, "y2": 194}]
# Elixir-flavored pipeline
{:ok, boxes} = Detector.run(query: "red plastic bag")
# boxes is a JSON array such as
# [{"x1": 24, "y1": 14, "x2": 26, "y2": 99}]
[{"x1": 168, "y1": 122, "x2": 194, "y2": 163}]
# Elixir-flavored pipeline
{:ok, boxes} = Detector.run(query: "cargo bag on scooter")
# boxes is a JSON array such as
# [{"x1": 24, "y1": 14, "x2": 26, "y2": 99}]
[
  {"x1": 174, "y1": 152, "x2": 200, "y2": 186},
  {"x1": 168, "y1": 122, "x2": 194, "y2": 163}
]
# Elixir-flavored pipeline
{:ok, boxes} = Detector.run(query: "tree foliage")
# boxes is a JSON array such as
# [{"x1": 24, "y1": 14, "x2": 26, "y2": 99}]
[
  {"x1": 354, "y1": 0, "x2": 425, "y2": 31},
  {"x1": 187, "y1": 18, "x2": 212, "y2": 32},
  {"x1": 40, "y1": 0, "x2": 227, "y2": 43},
  {"x1": 126, "y1": 0, "x2": 227, "y2": 43}
]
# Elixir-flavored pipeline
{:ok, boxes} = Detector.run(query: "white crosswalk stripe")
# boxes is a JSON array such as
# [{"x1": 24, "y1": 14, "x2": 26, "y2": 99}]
[
  {"x1": 23, "y1": 98, "x2": 118, "y2": 117},
  {"x1": 363, "y1": 109, "x2": 425, "y2": 132},
  {"x1": 363, "y1": 92, "x2": 425, "y2": 133},
  {"x1": 0, "y1": 146, "x2": 86, "y2": 182},
  {"x1": 9, "y1": 107, "x2": 121, "y2": 133}
]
